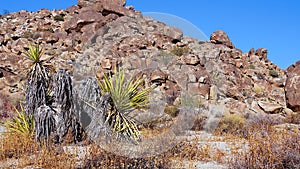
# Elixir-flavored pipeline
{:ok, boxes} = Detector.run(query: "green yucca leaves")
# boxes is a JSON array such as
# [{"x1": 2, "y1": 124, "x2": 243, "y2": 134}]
[
  {"x1": 98, "y1": 69, "x2": 150, "y2": 113},
  {"x1": 97, "y1": 69, "x2": 150, "y2": 142},
  {"x1": 23, "y1": 44, "x2": 44, "y2": 63},
  {"x1": 5, "y1": 104, "x2": 35, "y2": 137}
]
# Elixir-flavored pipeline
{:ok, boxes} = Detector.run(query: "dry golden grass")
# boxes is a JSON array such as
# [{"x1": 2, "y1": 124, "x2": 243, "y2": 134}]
[
  {"x1": 1, "y1": 113, "x2": 299, "y2": 169},
  {"x1": 228, "y1": 115, "x2": 300, "y2": 169},
  {"x1": 0, "y1": 132, "x2": 77, "y2": 168}
]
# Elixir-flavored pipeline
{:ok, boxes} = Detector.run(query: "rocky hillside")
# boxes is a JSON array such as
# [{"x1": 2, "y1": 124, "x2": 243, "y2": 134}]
[{"x1": 0, "y1": 0, "x2": 299, "y2": 128}]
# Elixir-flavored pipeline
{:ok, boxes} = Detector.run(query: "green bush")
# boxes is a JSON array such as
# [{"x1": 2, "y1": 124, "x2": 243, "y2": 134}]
[
  {"x1": 216, "y1": 113, "x2": 246, "y2": 135},
  {"x1": 53, "y1": 14, "x2": 64, "y2": 21},
  {"x1": 269, "y1": 69, "x2": 279, "y2": 77},
  {"x1": 170, "y1": 46, "x2": 190, "y2": 56},
  {"x1": 249, "y1": 64, "x2": 255, "y2": 69}
]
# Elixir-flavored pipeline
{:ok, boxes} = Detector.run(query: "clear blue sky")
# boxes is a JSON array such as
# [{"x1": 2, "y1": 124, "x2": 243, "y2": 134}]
[{"x1": 1, "y1": 0, "x2": 299, "y2": 69}]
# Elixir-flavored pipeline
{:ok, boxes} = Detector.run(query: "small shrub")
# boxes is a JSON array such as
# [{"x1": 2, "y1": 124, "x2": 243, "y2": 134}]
[
  {"x1": 249, "y1": 64, "x2": 255, "y2": 69},
  {"x1": 85, "y1": 144, "x2": 171, "y2": 168},
  {"x1": 0, "y1": 132, "x2": 77, "y2": 168},
  {"x1": 53, "y1": 14, "x2": 64, "y2": 21},
  {"x1": 269, "y1": 69, "x2": 279, "y2": 77},
  {"x1": 23, "y1": 31, "x2": 34, "y2": 39},
  {"x1": 170, "y1": 46, "x2": 190, "y2": 56},
  {"x1": 0, "y1": 132, "x2": 37, "y2": 161},
  {"x1": 192, "y1": 115, "x2": 207, "y2": 131},
  {"x1": 230, "y1": 124, "x2": 300, "y2": 169},
  {"x1": 253, "y1": 84, "x2": 264, "y2": 94},
  {"x1": 215, "y1": 113, "x2": 247, "y2": 136},
  {"x1": 246, "y1": 114, "x2": 281, "y2": 134},
  {"x1": 164, "y1": 104, "x2": 179, "y2": 117},
  {"x1": 160, "y1": 50, "x2": 174, "y2": 65},
  {"x1": 46, "y1": 28, "x2": 54, "y2": 33}
]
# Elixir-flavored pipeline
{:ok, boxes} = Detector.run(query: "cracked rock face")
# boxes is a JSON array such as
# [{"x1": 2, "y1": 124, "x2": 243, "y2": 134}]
[{"x1": 285, "y1": 61, "x2": 300, "y2": 112}]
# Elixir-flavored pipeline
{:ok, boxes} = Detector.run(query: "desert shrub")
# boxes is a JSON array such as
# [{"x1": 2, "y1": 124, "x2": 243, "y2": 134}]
[
  {"x1": 84, "y1": 144, "x2": 170, "y2": 169},
  {"x1": 230, "y1": 114, "x2": 299, "y2": 169},
  {"x1": 246, "y1": 114, "x2": 282, "y2": 135},
  {"x1": 0, "y1": 132, "x2": 37, "y2": 161},
  {"x1": 269, "y1": 69, "x2": 279, "y2": 77},
  {"x1": 53, "y1": 14, "x2": 64, "y2": 21},
  {"x1": 191, "y1": 115, "x2": 207, "y2": 131},
  {"x1": 249, "y1": 64, "x2": 255, "y2": 69},
  {"x1": 46, "y1": 28, "x2": 54, "y2": 33},
  {"x1": 164, "y1": 104, "x2": 179, "y2": 117},
  {"x1": 169, "y1": 141, "x2": 211, "y2": 162},
  {"x1": 159, "y1": 50, "x2": 174, "y2": 65},
  {"x1": 0, "y1": 132, "x2": 78, "y2": 168},
  {"x1": 215, "y1": 113, "x2": 247, "y2": 136},
  {"x1": 97, "y1": 69, "x2": 150, "y2": 142},
  {"x1": 230, "y1": 128, "x2": 300, "y2": 169},
  {"x1": 22, "y1": 31, "x2": 34, "y2": 39},
  {"x1": 170, "y1": 46, "x2": 190, "y2": 56}
]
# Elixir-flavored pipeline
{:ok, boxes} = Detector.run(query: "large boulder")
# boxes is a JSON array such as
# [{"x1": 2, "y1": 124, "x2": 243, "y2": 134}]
[
  {"x1": 77, "y1": 0, "x2": 132, "y2": 16},
  {"x1": 78, "y1": 0, "x2": 126, "y2": 8},
  {"x1": 285, "y1": 61, "x2": 300, "y2": 112},
  {"x1": 210, "y1": 30, "x2": 235, "y2": 49}
]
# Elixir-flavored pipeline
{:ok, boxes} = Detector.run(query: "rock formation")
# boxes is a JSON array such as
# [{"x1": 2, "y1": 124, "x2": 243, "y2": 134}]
[
  {"x1": 0, "y1": 0, "x2": 299, "y2": 139},
  {"x1": 285, "y1": 61, "x2": 300, "y2": 112}
]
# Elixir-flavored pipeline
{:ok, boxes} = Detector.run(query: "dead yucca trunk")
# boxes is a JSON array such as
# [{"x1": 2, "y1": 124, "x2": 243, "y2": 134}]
[
  {"x1": 51, "y1": 69, "x2": 84, "y2": 143},
  {"x1": 23, "y1": 45, "x2": 84, "y2": 144},
  {"x1": 24, "y1": 63, "x2": 50, "y2": 116},
  {"x1": 35, "y1": 105, "x2": 56, "y2": 142}
]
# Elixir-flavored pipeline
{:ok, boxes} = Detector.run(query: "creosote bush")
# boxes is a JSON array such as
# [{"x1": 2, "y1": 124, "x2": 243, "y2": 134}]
[
  {"x1": 53, "y1": 14, "x2": 64, "y2": 21},
  {"x1": 170, "y1": 46, "x2": 190, "y2": 56},
  {"x1": 215, "y1": 113, "x2": 247, "y2": 136},
  {"x1": 269, "y1": 69, "x2": 279, "y2": 77}
]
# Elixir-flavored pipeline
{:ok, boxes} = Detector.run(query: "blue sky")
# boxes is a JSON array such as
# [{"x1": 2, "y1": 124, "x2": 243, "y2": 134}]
[{"x1": 1, "y1": 0, "x2": 299, "y2": 69}]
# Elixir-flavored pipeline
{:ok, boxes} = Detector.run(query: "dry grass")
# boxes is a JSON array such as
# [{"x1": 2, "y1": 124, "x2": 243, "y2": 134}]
[
  {"x1": 228, "y1": 115, "x2": 300, "y2": 169},
  {"x1": 1, "y1": 112, "x2": 299, "y2": 168},
  {"x1": 0, "y1": 132, "x2": 77, "y2": 168},
  {"x1": 85, "y1": 144, "x2": 171, "y2": 169}
]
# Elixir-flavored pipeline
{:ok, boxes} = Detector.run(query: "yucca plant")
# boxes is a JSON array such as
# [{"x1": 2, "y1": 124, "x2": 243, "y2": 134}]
[
  {"x1": 97, "y1": 69, "x2": 150, "y2": 142},
  {"x1": 24, "y1": 44, "x2": 44, "y2": 63},
  {"x1": 23, "y1": 44, "x2": 50, "y2": 116},
  {"x1": 5, "y1": 104, "x2": 35, "y2": 137}
]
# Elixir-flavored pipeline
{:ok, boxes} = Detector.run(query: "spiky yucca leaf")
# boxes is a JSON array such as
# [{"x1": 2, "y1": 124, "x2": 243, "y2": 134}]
[
  {"x1": 23, "y1": 44, "x2": 44, "y2": 63},
  {"x1": 98, "y1": 70, "x2": 150, "y2": 113},
  {"x1": 97, "y1": 69, "x2": 150, "y2": 142},
  {"x1": 5, "y1": 104, "x2": 35, "y2": 137}
]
